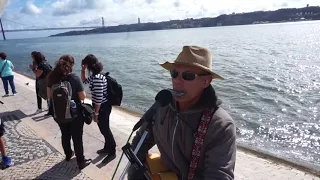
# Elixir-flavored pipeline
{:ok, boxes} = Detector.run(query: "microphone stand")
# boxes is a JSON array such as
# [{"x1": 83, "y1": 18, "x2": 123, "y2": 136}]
[
  {"x1": 112, "y1": 89, "x2": 173, "y2": 180},
  {"x1": 112, "y1": 118, "x2": 154, "y2": 180}
]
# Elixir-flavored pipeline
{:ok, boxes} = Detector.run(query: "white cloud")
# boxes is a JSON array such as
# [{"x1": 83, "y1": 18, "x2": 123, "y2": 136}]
[
  {"x1": 79, "y1": 17, "x2": 102, "y2": 26},
  {"x1": 0, "y1": 0, "x2": 8, "y2": 17},
  {"x1": 20, "y1": 1, "x2": 41, "y2": 15},
  {"x1": 51, "y1": 0, "x2": 108, "y2": 16}
]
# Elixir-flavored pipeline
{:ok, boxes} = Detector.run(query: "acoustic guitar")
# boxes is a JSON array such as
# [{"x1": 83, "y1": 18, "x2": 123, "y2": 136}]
[
  {"x1": 145, "y1": 153, "x2": 178, "y2": 180},
  {"x1": 144, "y1": 109, "x2": 215, "y2": 180}
]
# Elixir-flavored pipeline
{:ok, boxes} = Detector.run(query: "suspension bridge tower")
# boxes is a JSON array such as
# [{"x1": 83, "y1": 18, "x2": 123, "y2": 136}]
[
  {"x1": 102, "y1": 17, "x2": 105, "y2": 28},
  {"x1": 0, "y1": 18, "x2": 6, "y2": 40}
]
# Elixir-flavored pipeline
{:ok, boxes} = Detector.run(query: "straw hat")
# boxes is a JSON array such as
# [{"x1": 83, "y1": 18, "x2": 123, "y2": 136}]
[{"x1": 159, "y1": 46, "x2": 224, "y2": 80}]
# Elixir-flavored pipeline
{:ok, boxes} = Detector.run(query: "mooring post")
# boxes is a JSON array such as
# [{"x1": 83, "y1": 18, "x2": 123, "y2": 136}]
[{"x1": 0, "y1": 18, "x2": 6, "y2": 40}]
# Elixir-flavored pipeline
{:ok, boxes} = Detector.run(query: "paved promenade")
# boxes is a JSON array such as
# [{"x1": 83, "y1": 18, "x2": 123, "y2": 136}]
[{"x1": 0, "y1": 72, "x2": 319, "y2": 180}]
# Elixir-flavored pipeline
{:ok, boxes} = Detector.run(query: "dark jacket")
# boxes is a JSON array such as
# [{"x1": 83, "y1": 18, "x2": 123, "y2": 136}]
[{"x1": 129, "y1": 86, "x2": 236, "y2": 180}]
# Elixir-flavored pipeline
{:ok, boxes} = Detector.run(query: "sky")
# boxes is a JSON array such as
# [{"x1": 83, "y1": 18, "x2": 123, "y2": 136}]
[{"x1": 0, "y1": 0, "x2": 319, "y2": 39}]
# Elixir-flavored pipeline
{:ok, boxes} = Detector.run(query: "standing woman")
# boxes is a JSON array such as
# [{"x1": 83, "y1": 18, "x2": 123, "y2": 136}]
[
  {"x1": 47, "y1": 55, "x2": 91, "y2": 169},
  {"x1": 0, "y1": 52, "x2": 17, "y2": 97},
  {"x1": 81, "y1": 54, "x2": 116, "y2": 163},
  {"x1": 29, "y1": 51, "x2": 52, "y2": 114}
]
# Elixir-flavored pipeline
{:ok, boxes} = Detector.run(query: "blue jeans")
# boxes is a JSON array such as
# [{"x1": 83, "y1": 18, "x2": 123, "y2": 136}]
[{"x1": 1, "y1": 75, "x2": 16, "y2": 95}]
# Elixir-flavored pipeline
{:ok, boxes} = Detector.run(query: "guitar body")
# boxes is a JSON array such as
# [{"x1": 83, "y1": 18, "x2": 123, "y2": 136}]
[{"x1": 145, "y1": 153, "x2": 178, "y2": 180}]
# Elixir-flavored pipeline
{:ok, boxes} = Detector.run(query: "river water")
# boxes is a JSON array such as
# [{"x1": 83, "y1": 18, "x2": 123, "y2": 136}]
[{"x1": 1, "y1": 21, "x2": 320, "y2": 171}]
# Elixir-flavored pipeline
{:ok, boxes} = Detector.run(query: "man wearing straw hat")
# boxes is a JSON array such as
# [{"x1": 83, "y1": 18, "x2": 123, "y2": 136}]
[{"x1": 128, "y1": 46, "x2": 236, "y2": 180}]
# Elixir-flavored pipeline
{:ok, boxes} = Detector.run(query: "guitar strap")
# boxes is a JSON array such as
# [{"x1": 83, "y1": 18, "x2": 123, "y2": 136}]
[{"x1": 187, "y1": 107, "x2": 217, "y2": 180}]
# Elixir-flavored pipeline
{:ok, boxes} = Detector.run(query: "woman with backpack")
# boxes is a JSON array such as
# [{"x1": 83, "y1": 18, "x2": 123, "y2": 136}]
[
  {"x1": 29, "y1": 51, "x2": 52, "y2": 114},
  {"x1": 0, "y1": 52, "x2": 17, "y2": 97},
  {"x1": 47, "y1": 55, "x2": 91, "y2": 170},
  {"x1": 81, "y1": 54, "x2": 116, "y2": 164}
]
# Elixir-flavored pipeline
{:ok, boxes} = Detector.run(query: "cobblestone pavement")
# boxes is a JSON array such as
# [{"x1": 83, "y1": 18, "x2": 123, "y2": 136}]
[
  {"x1": 1, "y1": 114, "x2": 56, "y2": 166},
  {"x1": 0, "y1": 152, "x2": 92, "y2": 180},
  {"x1": 0, "y1": 113, "x2": 92, "y2": 180}
]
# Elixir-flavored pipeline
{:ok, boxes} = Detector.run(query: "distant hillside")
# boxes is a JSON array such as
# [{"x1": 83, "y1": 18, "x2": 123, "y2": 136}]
[{"x1": 50, "y1": 6, "x2": 320, "y2": 37}]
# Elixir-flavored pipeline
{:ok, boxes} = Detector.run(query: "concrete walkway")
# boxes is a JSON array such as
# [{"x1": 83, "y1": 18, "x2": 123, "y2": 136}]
[{"x1": 0, "y1": 72, "x2": 319, "y2": 180}]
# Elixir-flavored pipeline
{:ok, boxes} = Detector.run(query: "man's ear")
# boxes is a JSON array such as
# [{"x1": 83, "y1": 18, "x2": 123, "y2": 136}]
[{"x1": 203, "y1": 76, "x2": 212, "y2": 88}]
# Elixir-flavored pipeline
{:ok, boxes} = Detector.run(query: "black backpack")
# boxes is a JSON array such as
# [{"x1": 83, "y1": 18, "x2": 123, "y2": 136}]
[{"x1": 104, "y1": 72, "x2": 123, "y2": 106}]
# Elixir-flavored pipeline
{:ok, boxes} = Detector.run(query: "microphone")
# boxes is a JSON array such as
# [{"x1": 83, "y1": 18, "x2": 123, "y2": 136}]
[
  {"x1": 167, "y1": 88, "x2": 186, "y2": 97},
  {"x1": 132, "y1": 89, "x2": 173, "y2": 131}
]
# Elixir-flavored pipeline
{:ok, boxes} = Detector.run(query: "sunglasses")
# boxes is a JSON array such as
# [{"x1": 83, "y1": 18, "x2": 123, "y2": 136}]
[{"x1": 170, "y1": 69, "x2": 209, "y2": 81}]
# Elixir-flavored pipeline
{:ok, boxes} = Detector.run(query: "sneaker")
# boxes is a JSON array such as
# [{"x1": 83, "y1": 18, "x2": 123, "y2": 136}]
[
  {"x1": 35, "y1": 109, "x2": 43, "y2": 114},
  {"x1": 2, "y1": 156, "x2": 12, "y2": 169},
  {"x1": 2, "y1": 94, "x2": 9, "y2": 97},
  {"x1": 78, "y1": 159, "x2": 91, "y2": 170},
  {"x1": 65, "y1": 151, "x2": 75, "y2": 162}
]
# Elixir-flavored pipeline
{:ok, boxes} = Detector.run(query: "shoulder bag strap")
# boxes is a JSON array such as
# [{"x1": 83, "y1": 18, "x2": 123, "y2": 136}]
[{"x1": 187, "y1": 107, "x2": 218, "y2": 180}]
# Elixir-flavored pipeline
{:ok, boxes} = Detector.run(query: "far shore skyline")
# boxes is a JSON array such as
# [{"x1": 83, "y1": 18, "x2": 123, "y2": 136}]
[{"x1": 1, "y1": 0, "x2": 320, "y2": 39}]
